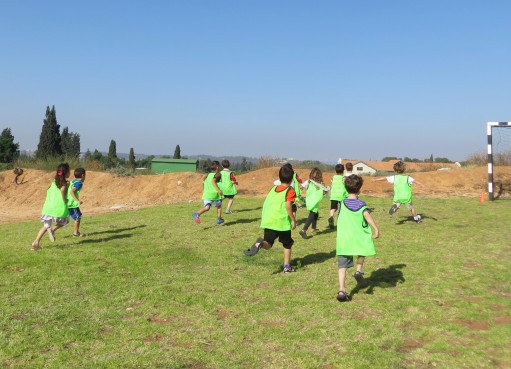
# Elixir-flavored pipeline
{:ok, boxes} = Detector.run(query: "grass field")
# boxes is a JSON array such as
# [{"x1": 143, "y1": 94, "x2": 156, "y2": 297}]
[{"x1": 1, "y1": 197, "x2": 510, "y2": 369}]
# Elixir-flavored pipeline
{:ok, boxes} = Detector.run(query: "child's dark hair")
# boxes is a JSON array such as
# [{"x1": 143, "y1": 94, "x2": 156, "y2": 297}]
[
  {"x1": 221, "y1": 160, "x2": 230, "y2": 169},
  {"x1": 55, "y1": 163, "x2": 70, "y2": 189},
  {"x1": 283, "y1": 163, "x2": 293, "y2": 170},
  {"x1": 74, "y1": 168, "x2": 86, "y2": 178},
  {"x1": 211, "y1": 160, "x2": 220, "y2": 172},
  {"x1": 345, "y1": 162, "x2": 353, "y2": 171},
  {"x1": 344, "y1": 174, "x2": 364, "y2": 194},
  {"x1": 309, "y1": 167, "x2": 323, "y2": 183},
  {"x1": 335, "y1": 164, "x2": 344, "y2": 174},
  {"x1": 393, "y1": 161, "x2": 406, "y2": 173},
  {"x1": 279, "y1": 164, "x2": 294, "y2": 184}
]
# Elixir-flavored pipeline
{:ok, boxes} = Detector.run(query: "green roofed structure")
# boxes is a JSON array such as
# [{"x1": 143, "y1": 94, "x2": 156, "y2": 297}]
[{"x1": 151, "y1": 158, "x2": 198, "y2": 174}]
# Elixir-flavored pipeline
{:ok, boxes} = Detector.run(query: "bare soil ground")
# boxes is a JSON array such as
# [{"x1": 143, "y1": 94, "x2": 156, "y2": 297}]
[{"x1": 1, "y1": 166, "x2": 509, "y2": 225}]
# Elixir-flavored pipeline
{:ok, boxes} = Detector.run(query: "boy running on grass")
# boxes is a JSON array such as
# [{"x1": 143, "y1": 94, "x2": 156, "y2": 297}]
[
  {"x1": 67, "y1": 168, "x2": 86, "y2": 237},
  {"x1": 328, "y1": 163, "x2": 347, "y2": 229},
  {"x1": 244, "y1": 164, "x2": 298, "y2": 273},
  {"x1": 336, "y1": 175, "x2": 379, "y2": 302},
  {"x1": 192, "y1": 160, "x2": 224, "y2": 225},
  {"x1": 219, "y1": 159, "x2": 238, "y2": 214}
]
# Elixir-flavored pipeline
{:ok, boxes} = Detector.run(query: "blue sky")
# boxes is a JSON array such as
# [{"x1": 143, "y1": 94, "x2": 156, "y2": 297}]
[{"x1": 2, "y1": 1, "x2": 510, "y2": 163}]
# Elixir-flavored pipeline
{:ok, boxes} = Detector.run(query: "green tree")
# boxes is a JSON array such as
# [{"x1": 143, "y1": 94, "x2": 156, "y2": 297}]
[
  {"x1": 61, "y1": 127, "x2": 81, "y2": 158},
  {"x1": 108, "y1": 140, "x2": 117, "y2": 159},
  {"x1": 0, "y1": 128, "x2": 20, "y2": 163},
  {"x1": 382, "y1": 156, "x2": 400, "y2": 162},
  {"x1": 92, "y1": 149, "x2": 103, "y2": 161},
  {"x1": 84, "y1": 148, "x2": 92, "y2": 161},
  {"x1": 128, "y1": 148, "x2": 135, "y2": 168},
  {"x1": 173, "y1": 145, "x2": 181, "y2": 159},
  {"x1": 36, "y1": 105, "x2": 62, "y2": 159}
]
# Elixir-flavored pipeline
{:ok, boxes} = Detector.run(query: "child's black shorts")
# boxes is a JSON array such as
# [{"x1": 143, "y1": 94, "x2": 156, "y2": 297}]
[
  {"x1": 264, "y1": 229, "x2": 294, "y2": 249},
  {"x1": 330, "y1": 200, "x2": 341, "y2": 211}
]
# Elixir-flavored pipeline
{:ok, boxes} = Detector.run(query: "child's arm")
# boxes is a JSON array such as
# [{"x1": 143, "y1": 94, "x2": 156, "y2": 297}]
[
  {"x1": 70, "y1": 186, "x2": 83, "y2": 205},
  {"x1": 285, "y1": 201, "x2": 297, "y2": 230},
  {"x1": 60, "y1": 183, "x2": 69, "y2": 203},
  {"x1": 363, "y1": 211, "x2": 379, "y2": 239},
  {"x1": 413, "y1": 178, "x2": 426, "y2": 187},
  {"x1": 231, "y1": 172, "x2": 238, "y2": 185},
  {"x1": 372, "y1": 177, "x2": 387, "y2": 182},
  {"x1": 212, "y1": 175, "x2": 223, "y2": 196}
]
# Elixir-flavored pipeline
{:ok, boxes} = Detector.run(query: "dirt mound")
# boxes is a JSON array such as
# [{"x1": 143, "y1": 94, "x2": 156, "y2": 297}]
[{"x1": 0, "y1": 166, "x2": 505, "y2": 225}]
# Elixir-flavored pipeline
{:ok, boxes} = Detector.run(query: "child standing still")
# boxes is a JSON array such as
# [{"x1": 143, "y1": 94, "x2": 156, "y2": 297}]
[
  {"x1": 218, "y1": 160, "x2": 238, "y2": 214},
  {"x1": 328, "y1": 163, "x2": 347, "y2": 229},
  {"x1": 31, "y1": 163, "x2": 71, "y2": 250},
  {"x1": 244, "y1": 164, "x2": 298, "y2": 273},
  {"x1": 192, "y1": 160, "x2": 224, "y2": 225},
  {"x1": 299, "y1": 167, "x2": 329, "y2": 239},
  {"x1": 336, "y1": 175, "x2": 379, "y2": 302},
  {"x1": 68, "y1": 168, "x2": 86, "y2": 237},
  {"x1": 373, "y1": 161, "x2": 424, "y2": 223}
]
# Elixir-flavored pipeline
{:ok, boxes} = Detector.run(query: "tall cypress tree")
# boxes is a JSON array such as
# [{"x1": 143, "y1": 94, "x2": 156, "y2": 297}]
[
  {"x1": 36, "y1": 106, "x2": 62, "y2": 159},
  {"x1": 128, "y1": 148, "x2": 135, "y2": 168},
  {"x1": 61, "y1": 127, "x2": 81, "y2": 158},
  {"x1": 108, "y1": 140, "x2": 117, "y2": 159},
  {"x1": 173, "y1": 145, "x2": 181, "y2": 159}
]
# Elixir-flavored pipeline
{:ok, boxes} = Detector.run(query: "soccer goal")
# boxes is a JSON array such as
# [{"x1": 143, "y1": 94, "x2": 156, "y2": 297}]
[{"x1": 487, "y1": 122, "x2": 511, "y2": 200}]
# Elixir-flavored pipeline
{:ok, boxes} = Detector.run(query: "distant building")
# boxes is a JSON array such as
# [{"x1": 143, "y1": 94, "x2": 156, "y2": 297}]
[
  {"x1": 339, "y1": 159, "x2": 459, "y2": 175},
  {"x1": 151, "y1": 158, "x2": 198, "y2": 174}
]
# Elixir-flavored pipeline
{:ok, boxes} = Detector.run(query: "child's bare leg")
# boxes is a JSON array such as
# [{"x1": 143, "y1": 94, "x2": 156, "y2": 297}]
[
  {"x1": 216, "y1": 206, "x2": 222, "y2": 219},
  {"x1": 226, "y1": 198, "x2": 234, "y2": 210},
  {"x1": 338, "y1": 267, "x2": 347, "y2": 291},
  {"x1": 355, "y1": 256, "x2": 365, "y2": 273},
  {"x1": 198, "y1": 205, "x2": 210, "y2": 216},
  {"x1": 33, "y1": 226, "x2": 48, "y2": 246},
  {"x1": 74, "y1": 220, "x2": 81, "y2": 234},
  {"x1": 284, "y1": 248, "x2": 291, "y2": 265},
  {"x1": 329, "y1": 208, "x2": 336, "y2": 217},
  {"x1": 410, "y1": 206, "x2": 417, "y2": 217}
]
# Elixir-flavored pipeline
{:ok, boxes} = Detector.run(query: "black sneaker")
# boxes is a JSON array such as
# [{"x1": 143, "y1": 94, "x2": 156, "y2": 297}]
[
  {"x1": 328, "y1": 216, "x2": 334, "y2": 229},
  {"x1": 283, "y1": 265, "x2": 296, "y2": 273},
  {"x1": 299, "y1": 230, "x2": 308, "y2": 239},
  {"x1": 389, "y1": 204, "x2": 399, "y2": 215},
  {"x1": 244, "y1": 237, "x2": 264, "y2": 256},
  {"x1": 336, "y1": 290, "x2": 351, "y2": 302}
]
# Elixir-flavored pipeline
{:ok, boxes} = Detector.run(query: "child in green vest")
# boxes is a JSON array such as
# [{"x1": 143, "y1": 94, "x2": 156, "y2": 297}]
[
  {"x1": 244, "y1": 164, "x2": 298, "y2": 273},
  {"x1": 299, "y1": 167, "x2": 329, "y2": 239},
  {"x1": 31, "y1": 163, "x2": 71, "y2": 250},
  {"x1": 68, "y1": 168, "x2": 86, "y2": 237},
  {"x1": 373, "y1": 161, "x2": 424, "y2": 223},
  {"x1": 336, "y1": 174, "x2": 379, "y2": 302},
  {"x1": 274, "y1": 163, "x2": 304, "y2": 217},
  {"x1": 328, "y1": 163, "x2": 347, "y2": 229},
  {"x1": 218, "y1": 159, "x2": 238, "y2": 214},
  {"x1": 192, "y1": 160, "x2": 224, "y2": 225}
]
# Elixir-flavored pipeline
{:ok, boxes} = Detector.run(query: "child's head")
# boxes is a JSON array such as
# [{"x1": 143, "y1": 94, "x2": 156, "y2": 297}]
[
  {"x1": 74, "y1": 168, "x2": 86, "y2": 180},
  {"x1": 335, "y1": 163, "x2": 344, "y2": 174},
  {"x1": 55, "y1": 163, "x2": 70, "y2": 188},
  {"x1": 283, "y1": 163, "x2": 293, "y2": 170},
  {"x1": 279, "y1": 164, "x2": 294, "y2": 184},
  {"x1": 344, "y1": 174, "x2": 364, "y2": 194},
  {"x1": 345, "y1": 162, "x2": 353, "y2": 172},
  {"x1": 211, "y1": 160, "x2": 221, "y2": 172},
  {"x1": 309, "y1": 167, "x2": 323, "y2": 183},
  {"x1": 393, "y1": 160, "x2": 406, "y2": 173},
  {"x1": 221, "y1": 159, "x2": 230, "y2": 169}
]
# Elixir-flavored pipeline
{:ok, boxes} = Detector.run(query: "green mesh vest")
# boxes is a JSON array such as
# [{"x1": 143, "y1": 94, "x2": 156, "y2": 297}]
[
  {"x1": 292, "y1": 173, "x2": 301, "y2": 199},
  {"x1": 305, "y1": 181, "x2": 323, "y2": 213},
  {"x1": 42, "y1": 180, "x2": 70, "y2": 218},
  {"x1": 330, "y1": 175, "x2": 347, "y2": 201},
  {"x1": 393, "y1": 175, "x2": 412, "y2": 203},
  {"x1": 218, "y1": 170, "x2": 237, "y2": 196},
  {"x1": 260, "y1": 186, "x2": 292, "y2": 231},
  {"x1": 336, "y1": 200, "x2": 375, "y2": 256},
  {"x1": 67, "y1": 179, "x2": 82, "y2": 209},
  {"x1": 202, "y1": 172, "x2": 221, "y2": 200}
]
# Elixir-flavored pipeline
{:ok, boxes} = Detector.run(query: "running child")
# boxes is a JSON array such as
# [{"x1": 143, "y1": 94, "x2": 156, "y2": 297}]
[
  {"x1": 336, "y1": 174, "x2": 379, "y2": 302},
  {"x1": 373, "y1": 160, "x2": 424, "y2": 223},
  {"x1": 68, "y1": 168, "x2": 86, "y2": 237},
  {"x1": 219, "y1": 159, "x2": 238, "y2": 214},
  {"x1": 244, "y1": 164, "x2": 298, "y2": 273},
  {"x1": 192, "y1": 160, "x2": 224, "y2": 225},
  {"x1": 31, "y1": 163, "x2": 71, "y2": 250},
  {"x1": 299, "y1": 167, "x2": 329, "y2": 239},
  {"x1": 328, "y1": 163, "x2": 347, "y2": 229}
]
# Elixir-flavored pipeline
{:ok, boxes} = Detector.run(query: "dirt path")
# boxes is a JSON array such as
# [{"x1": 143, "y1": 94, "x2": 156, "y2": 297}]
[{"x1": 0, "y1": 166, "x2": 504, "y2": 225}]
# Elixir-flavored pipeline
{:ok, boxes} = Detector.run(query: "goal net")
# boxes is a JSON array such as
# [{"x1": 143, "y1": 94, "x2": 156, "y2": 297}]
[{"x1": 487, "y1": 122, "x2": 511, "y2": 200}]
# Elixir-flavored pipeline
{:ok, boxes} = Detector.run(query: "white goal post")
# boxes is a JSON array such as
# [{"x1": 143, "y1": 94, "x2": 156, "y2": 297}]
[{"x1": 487, "y1": 121, "x2": 511, "y2": 200}]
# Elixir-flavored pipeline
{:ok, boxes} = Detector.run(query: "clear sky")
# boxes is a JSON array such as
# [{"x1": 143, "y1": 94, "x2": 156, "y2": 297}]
[{"x1": 2, "y1": 1, "x2": 510, "y2": 163}]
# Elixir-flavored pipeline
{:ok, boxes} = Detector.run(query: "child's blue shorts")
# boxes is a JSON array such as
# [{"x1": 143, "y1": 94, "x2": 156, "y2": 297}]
[{"x1": 69, "y1": 207, "x2": 82, "y2": 221}]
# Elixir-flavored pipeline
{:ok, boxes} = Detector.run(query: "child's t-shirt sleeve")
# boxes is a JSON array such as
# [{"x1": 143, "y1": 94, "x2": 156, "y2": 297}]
[
  {"x1": 286, "y1": 188, "x2": 296, "y2": 203},
  {"x1": 73, "y1": 181, "x2": 83, "y2": 190},
  {"x1": 386, "y1": 176, "x2": 394, "y2": 183},
  {"x1": 230, "y1": 173, "x2": 237, "y2": 182},
  {"x1": 408, "y1": 176, "x2": 415, "y2": 184}
]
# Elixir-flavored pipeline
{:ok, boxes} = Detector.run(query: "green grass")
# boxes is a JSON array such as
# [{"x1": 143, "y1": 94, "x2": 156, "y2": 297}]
[{"x1": 1, "y1": 197, "x2": 510, "y2": 369}]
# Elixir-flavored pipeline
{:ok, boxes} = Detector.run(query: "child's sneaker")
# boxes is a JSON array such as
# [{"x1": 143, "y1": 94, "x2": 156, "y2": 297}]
[
  {"x1": 192, "y1": 212, "x2": 201, "y2": 224},
  {"x1": 353, "y1": 271, "x2": 367, "y2": 287},
  {"x1": 47, "y1": 228, "x2": 56, "y2": 242},
  {"x1": 299, "y1": 230, "x2": 308, "y2": 239},
  {"x1": 225, "y1": 209, "x2": 233, "y2": 214},
  {"x1": 389, "y1": 203, "x2": 399, "y2": 215},
  {"x1": 328, "y1": 216, "x2": 334, "y2": 229},
  {"x1": 216, "y1": 218, "x2": 225, "y2": 225},
  {"x1": 283, "y1": 265, "x2": 296, "y2": 273},
  {"x1": 73, "y1": 232, "x2": 86, "y2": 237},
  {"x1": 415, "y1": 214, "x2": 422, "y2": 223},
  {"x1": 244, "y1": 237, "x2": 264, "y2": 256}
]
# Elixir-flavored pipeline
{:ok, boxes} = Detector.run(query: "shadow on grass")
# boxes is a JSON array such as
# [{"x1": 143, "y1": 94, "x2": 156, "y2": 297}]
[
  {"x1": 349, "y1": 263, "x2": 406, "y2": 297},
  {"x1": 228, "y1": 206, "x2": 262, "y2": 213},
  {"x1": 292, "y1": 250, "x2": 336, "y2": 269},
  {"x1": 395, "y1": 213, "x2": 437, "y2": 225},
  {"x1": 222, "y1": 217, "x2": 260, "y2": 227},
  {"x1": 81, "y1": 225, "x2": 147, "y2": 236},
  {"x1": 76, "y1": 233, "x2": 134, "y2": 245}
]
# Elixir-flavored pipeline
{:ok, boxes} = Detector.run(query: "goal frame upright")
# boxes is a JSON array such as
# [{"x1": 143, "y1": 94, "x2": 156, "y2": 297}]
[{"x1": 487, "y1": 121, "x2": 511, "y2": 200}]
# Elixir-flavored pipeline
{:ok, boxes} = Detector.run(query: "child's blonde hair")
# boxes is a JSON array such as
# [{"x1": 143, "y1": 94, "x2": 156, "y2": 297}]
[{"x1": 309, "y1": 167, "x2": 323, "y2": 184}]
